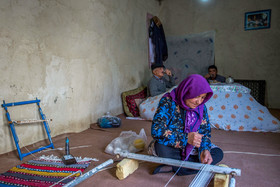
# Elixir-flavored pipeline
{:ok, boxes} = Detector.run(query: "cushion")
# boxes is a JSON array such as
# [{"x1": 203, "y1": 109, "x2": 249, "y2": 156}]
[
  {"x1": 122, "y1": 86, "x2": 147, "y2": 117},
  {"x1": 135, "y1": 98, "x2": 145, "y2": 109}
]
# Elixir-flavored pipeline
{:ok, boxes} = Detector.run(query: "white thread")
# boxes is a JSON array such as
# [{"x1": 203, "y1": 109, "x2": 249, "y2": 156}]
[
  {"x1": 164, "y1": 148, "x2": 193, "y2": 187},
  {"x1": 41, "y1": 145, "x2": 92, "y2": 153},
  {"x1": 12, "y1": 119, "x2": 52, "y2": 124},
  {"x1": 21, "y1": 143, "x2": 95, "y2": 160},
  {"x1": 189, "y1": 164, "x2": 213, "y2": 187},
  {"x1": 190, "y1": 164, "x2": 206, "y2": 186},
  {"x1": 23, "y1": 146, "x2": 37, "y2": 158},
  {"x1": 164, "y1": 157, "x2": 188, "y2": 187},
  {"x1": 224, "y1": 151, "x2": 280, "y2": 157}
]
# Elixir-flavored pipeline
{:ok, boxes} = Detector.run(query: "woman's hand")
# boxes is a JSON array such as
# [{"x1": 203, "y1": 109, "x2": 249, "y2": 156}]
[
  {"x1": 200, "y1": 150, "x2": 213, "y2": 164},
  {"x1": 187, "y1": 132, "x2": 203, "y2": 148}
]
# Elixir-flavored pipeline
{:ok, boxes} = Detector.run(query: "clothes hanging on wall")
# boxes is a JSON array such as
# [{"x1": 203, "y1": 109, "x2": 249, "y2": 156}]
[
  {"x1": 149, "y1": 16, "x2": 168, "y2": 65},
  {"x1": 148, "y1": 38, "x2": 155, "y2": 63}
]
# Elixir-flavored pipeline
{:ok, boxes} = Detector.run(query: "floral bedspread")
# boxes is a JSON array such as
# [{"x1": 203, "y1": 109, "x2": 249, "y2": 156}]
[
  {"x1": 139, "y1": 84, "x2": 280, "y2": 132},
  {"x1": 210, "y1": 83, "x2": 250, "y2": 94}
]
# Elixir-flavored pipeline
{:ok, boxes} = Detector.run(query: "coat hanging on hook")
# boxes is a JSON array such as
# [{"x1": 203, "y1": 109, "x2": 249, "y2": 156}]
[{"x1": 149, "y1": 16, "x2": 168, "y2": 65}]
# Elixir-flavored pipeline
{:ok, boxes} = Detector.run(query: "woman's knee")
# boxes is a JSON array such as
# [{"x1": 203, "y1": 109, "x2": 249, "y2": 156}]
[
  {"x1": 154, "y1": 142, "x2": 181, "y2": 160},
  {"x1": 211, "y1": 147, "x2": 224, "y2": 165}
]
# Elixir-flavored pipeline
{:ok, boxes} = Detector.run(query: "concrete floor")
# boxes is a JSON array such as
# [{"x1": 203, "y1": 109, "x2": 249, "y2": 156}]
[{"x1": 0, "y1": 109, "x2": 279, "y2": 187}]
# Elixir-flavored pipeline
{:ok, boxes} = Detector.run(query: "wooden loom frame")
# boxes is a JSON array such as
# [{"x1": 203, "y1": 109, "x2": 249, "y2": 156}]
[{"x1": 1, "y1": 98, "x2": 54, "y2": 160}]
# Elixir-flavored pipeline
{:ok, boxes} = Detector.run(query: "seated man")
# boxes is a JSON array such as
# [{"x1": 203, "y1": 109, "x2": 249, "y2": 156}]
[
  {"x1": 148, "y1": 64, "x2": 175, "y2": 97},
  {"x1": 204, "y1": 65, "x2": 226, "y2": 83}
]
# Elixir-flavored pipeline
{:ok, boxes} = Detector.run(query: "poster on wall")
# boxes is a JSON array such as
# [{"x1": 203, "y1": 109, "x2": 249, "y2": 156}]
[
  {"x1": 244, "y1": 9, "x2": 271, "y2": 31},
  {"x1": 165, "y1": 31, "x2": 215, "y2": 84}
]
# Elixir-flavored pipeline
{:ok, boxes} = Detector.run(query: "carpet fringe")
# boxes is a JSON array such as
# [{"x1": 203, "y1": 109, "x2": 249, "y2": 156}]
[{"x1": 38, "y1": 154, "x2": 99, "y2": 162}]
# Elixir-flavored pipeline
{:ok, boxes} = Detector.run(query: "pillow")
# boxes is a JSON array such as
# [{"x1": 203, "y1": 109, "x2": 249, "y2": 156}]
[
  {"x1": 121, "y1": 86, "x2": 147, "y2": 117},
  {"x1": 135, "y1": 98, "x2": 145, "y2": 109}
]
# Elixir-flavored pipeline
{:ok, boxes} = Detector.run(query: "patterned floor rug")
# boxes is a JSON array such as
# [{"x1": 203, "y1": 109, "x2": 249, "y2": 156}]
[{"x1": 0, "y1": 155, "x2": 96, "y2": 187}]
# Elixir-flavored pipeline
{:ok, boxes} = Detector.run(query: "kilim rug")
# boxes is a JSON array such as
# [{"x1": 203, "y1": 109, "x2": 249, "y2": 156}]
[{"x1": 0, "y1": 155, "x2": 97, "y2": 187}]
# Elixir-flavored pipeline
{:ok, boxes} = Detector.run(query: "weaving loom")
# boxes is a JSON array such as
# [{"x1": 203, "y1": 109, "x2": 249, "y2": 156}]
[
  {"x1": 1, "y1": 99, "x2": 54, "y2": 160},
  {"x1": 65, "y1": 151, "x2": 241, "y2": 187},
  {"x1": 117, "y1": 152, "x2": 241, "y2": 187}
]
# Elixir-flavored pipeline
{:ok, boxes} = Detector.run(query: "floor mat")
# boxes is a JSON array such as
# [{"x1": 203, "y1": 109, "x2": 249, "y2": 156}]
[{"x1": 0, "y1": 155, "x2": 93, "y2": 187}]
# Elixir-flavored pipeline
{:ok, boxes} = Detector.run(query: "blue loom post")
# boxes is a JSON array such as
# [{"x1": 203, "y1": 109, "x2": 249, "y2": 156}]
[
  {"x1": 2, "y1": 100, "x2": 23, "y2": 160},
  {"x1": 36, "y1": 98, "x2": 54, "y2": 149}
]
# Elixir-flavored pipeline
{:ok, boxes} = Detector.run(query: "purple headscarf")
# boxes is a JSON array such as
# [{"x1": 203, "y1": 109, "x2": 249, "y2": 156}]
[{"x1": 164, "y1": 74, "x2": 213, "y2": 160}]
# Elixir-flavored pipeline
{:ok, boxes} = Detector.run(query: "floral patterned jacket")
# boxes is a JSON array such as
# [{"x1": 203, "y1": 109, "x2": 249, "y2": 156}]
[{"x1": 151, "y1": 96, "x2": 212, "y2": 154}]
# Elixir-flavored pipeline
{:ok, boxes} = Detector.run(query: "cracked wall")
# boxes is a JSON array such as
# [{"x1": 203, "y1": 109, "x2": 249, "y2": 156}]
[{"x1": 0, "y1": 0, "x2": 159, "y2": 154}]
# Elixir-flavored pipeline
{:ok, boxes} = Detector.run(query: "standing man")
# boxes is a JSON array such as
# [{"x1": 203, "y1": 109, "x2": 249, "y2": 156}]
[
  {"x1": 204, "y1": 65, "x2": 226, "y2": 83},
  {"x1": 148, "y1": 64, "x2": 175, "y2": 97}
]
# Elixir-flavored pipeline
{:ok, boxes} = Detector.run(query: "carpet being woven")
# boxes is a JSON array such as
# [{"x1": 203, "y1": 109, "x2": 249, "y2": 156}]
[{"x1": 0, "y1": 155, "x2": 96, "y2": 187}]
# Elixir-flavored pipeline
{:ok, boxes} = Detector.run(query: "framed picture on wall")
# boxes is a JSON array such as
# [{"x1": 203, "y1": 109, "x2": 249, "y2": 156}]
[{"x1": 244, "y1": 9, "x2": 271, "y2": 31}]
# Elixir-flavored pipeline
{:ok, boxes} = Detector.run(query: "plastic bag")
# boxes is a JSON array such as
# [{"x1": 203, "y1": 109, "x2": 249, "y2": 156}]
[{"x1": 105, "y1": 128, "x2": 147, "y2": 155}]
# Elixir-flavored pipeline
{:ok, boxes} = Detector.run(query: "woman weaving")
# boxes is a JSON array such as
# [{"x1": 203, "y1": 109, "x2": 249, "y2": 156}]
[{"x1": 151, "y1": 74, "x2": 223, "y2": 175}]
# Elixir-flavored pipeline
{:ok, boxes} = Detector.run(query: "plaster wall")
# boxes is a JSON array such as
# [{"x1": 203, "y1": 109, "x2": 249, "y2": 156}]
[
  {"x1": 0, "y1": 0, "x2": 159, "y2": 154},
  {"x1": 159, "y1": 0, "x2": 280, "y2": 108}
]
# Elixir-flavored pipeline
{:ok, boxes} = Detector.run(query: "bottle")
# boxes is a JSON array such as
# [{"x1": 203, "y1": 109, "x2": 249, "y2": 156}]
[
  {"x1": 65, "y1": 137, "x2": 70, "y2": 155},
  {"x1": 226, "y1": 76, "x2": 234, "y2": 84}
]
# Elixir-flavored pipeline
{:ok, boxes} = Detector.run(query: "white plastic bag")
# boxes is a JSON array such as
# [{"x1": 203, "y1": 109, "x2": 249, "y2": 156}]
[{"x1": 105, "y1": 128, "x2": 147, "y2": 155}]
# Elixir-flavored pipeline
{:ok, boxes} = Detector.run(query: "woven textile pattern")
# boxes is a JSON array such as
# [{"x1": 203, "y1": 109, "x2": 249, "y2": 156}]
[
  {"x1": 121, "y1": 86, "x2": 147, "y2": 117},
  {"x1": 0, "y1": 156, "x2": 91, "y2": 187}
]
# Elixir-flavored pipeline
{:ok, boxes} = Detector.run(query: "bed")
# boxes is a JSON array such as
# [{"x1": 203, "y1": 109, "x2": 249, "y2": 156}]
[{"x1": 138, "y1": 83, "x2": 280, "y2": 132}]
